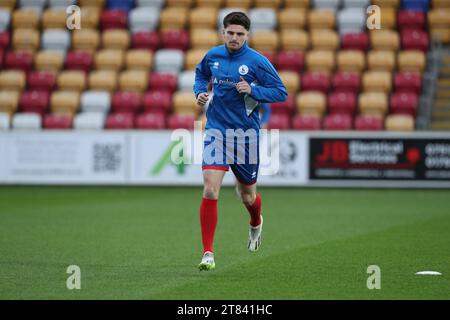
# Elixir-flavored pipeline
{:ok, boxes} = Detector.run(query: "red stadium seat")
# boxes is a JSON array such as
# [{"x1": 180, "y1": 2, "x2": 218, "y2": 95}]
[
  {"x1": 268, "y1": 113, "x2": 291, "y2": 130},
  {"x1": 390, "y1": 92, "x2": 419, "y2": 116},
  {"x1": 401, "y1": 30, "x2": 429, "y2": 52},
  {"x1": 160, "y1": 30, "x2": 190, "y2": 51},
  {"x1": 149, "y1": 72, "x2": 178, "y2": 93},
  {"x1": 332, "y1": 72, "x2": 361, "y2": 94},
  {"x1": 394, "y1": 72, "x2": 422, "y2": 94},
  {"x1": 65, "y1": 51, "x2": 94, "y2": 73},
  {"x1": 111, "y1": 92, "x2": 142, "y2": 114},
  {"x1": 292, "y1": 114, "x2": 322, "y2": 130},
  {"x1": 398, "y1": 10, "x2": 425, "y2": 31},
  {"x1": 5, "y1": 51, "x2": 34, "y2": 72},
  {"x1": 341, "y1": 32, "x2": 369, "y2": 51},
  {"x1": 143, "y1": 90, "x2": 172, "y2": 114},
  {"x1": 0, "y1": 49, "x2": 3, "y2": 69},
  {"x1": 270, "y1": 95, "x2": 295, "y2": 115},
  {"x1": 259, "y1": 50, "x2": 276, "y2": 66},
  {"x1": 167, "y1": 114, "x2": 195, "y2": 130},
  {"x1": 0, "y1": 32, "x2": 10, "y2": 48},
  {"x1": 323, "y1": 114, "x2": 353, "y2": 131},
  {"x1": 136, "y1": 112, "x2": 166, "y2": 129},
  {"x1": 100, "y1": 10, "x2": 128, "y2": 30},
  {"x1": 354, "y1": 115, "x2": 384, "y2": 131},
  {"x1": 43, "y1": 114, "x2": 73, "y2": 129},
  {"x1": 276, "y1": 51, "x2": 304, "y2": 72},
  {"x1": 27, "y1": 72, "x2": 57, "y2": 92},
  {"x1": 131, "y1": 31, "x2": 160, "y2": 51},
  {"x1": 328, "y1": 92, "x2": 357, "y2": 115},
  {"x1": 19, "y1": 91, "x2": 50, "y2": 116},
  {"x1": 105, "y1": 112, "x2": 135, "y2": 129},
  {"x1": 302, "y1": 72, "x2": 330, "y2": 93}
]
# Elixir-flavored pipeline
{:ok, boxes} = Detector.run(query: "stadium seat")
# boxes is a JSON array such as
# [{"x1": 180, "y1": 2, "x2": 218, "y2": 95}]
[
  {"x1": 178, "y1": 70, "x2": 196, "y2": 92},
  {"x1": 57, "y1": 71, "x2": 87, "y2": 92},
  {"x1": 259, "y1": 50, "x2": 276, "y2": 65},
  {"x1": 166, "y1": 0, "x2": 193, "y2": 7},
  {"x1": 270, "y1": 95, "x2": 295, "y2": 115},
  {"x1": 359, "y1": 92, "x2": 389, "y2": 116},
  {"x1": 102, "y1": 29, "x2": 130, "y2": 50},
  {"x1": 184, "y1": 49, "x2": 206, "y2": 70},
  {"x1": 167, "y1": 113, "x2": 195, "y2": 130},
  {"x1": 285, "y1": 0, "x2": 310, "y2": 7},
  {"x1": 0, "y1": 9, "x2": 10, "y2": 31},
  {"x1": 379, "y1": 8, "x2": 397, "y2": 29},
  {"x1": 311, "y1": 29, "x2": 339, "y2": 50},
  {"x1": 78, "y1": 0, "x2": 106, "y2": 7},
  {"x1": 95, "y1": 50, "x2": 125, "y2": 72},
  {"x1": 105, "y1": 112, "x2": 135, "y2": 129},
  {"x1": 190, "y1": 7, "x2": 219, "y2": 30},
  {"x1": 306, "y1": 50, "x2": 335, "y2": 74},
  {"x1": 190, "y1": 29, "x2": 219, "y2": 49},
  {"x1": 173, "y1": 91, "x2": 198, "y2": 115},
  {"x1": 13, "y1": 29, "x2": 40, "y2": 52},
  {"x1": 354, "y1": 115, "x2": 384, "y2": 131},
  {"x1": 126, "y1": 49, "x2": 153, "y2": 71},
  {"x1": 89, "y1": 70, "x2": 118, "y2": 92},
  {"x1": 0, "y1": 70, "x2": 26, "y2": 92},
  {"x1": 292, "y1": 114, "x2": 322, "y2": 130},
  {"x1": 149, "y1": 72, "x2": 178, "y2": 93},
  {"x1": 370, "y1": 30, "x2": 400, "y2": 51},
  {"x1": 111, "y1": 91, "x2": 142, "y2": 113},
  {"x1": 0, "y1": 91, "x2": 20, "y2": 116},
  {"x1": 323, "y1": 114, "x2": 353, "y2": 131},
  {"x1": 72, "y1": 29, "x2": 100, "y2": 53},
  {"x1": 0, "y1": 0, "x2": 15, "y2": 12},
  {"x1": 394, "y1": 72, "x2": 422, "y2": 94},
  {"x1": 337, "y1": 50, "x2": 366, "y2": 73},
  {"x1": 41, "y1": 30, "x2": 71, "y2": 54},
  {"x1": 79, "y1": 7, "x2": 101, "y2": 29},
  {"x1": 254, "y1": 0, "x2": 282, "y2": 8},
  {"x1": 223, "y1": 0, "x2": 252, "y2": 9},
  {"x1": 65, "y1": 51, "x2": 93, "y2": 73},
  {"x1": 398, "y1": 50, "x2": 426, "y2": 73},
  {"x1": 12, "y1": 112, "x2": 42, "y2": 130},
  {"x1": 27, "y1": 71, "x2": 57, "y2": 92},
  {"x1": 280, "y1": 29, "x2": 309, "y2": 51},
  {"x1": 250, "y1": 31, "x2": 279, "y2": 52},
  {"x1": 80, "y1": 91, "x2": 111, "y2": 113},
  {"x1": 0, "y1": 32, "x2": 10, "y2": 48},
  {"x1": 402, "y1": 0, "x2": 429, "y2": 12},
  {"x1": 43, "y1": 113, "x2": 73, "y2": 130},
  {"x1": 302, "y1": 72, "x2": 330, "y2": 93},
  {"x1": 101, "y1": 9, "x2": 128, "y2": 30},
  {"x1": 19, "y1": 0, "x2": 47, "y2": 14},
  {"x1": 362, "y1": 71, "x2": 392, "y2": 93},
  {"x1": 34, "y1": 51, "x2": 64, "y2": 74},
  {"x1": 401, "y1": 29, "x2": 429, "y2": 52},
  {"x1": 50, "y1": 91, "x2": 80, "y2": 116},
  {"x1": 267, "y1": 113, "x2": 291, "y2": 130},
  {"x1": 131, "y1": 31, "x2": 160, "y2": 50},
  {"x1": 136, "y1": 112, "x2": 166, "y2": 129},
  {"x1": 129, "y1": 7, "x2": 160, "y2": 32},
  {"x1": 119, "y1": 70, "x2": 148, "y2": 92},
  {"x1": 398, "y1": 10, "x2": 426, "y2": 31},
  {"x1": 278, "y1": 71, "x2": 300, "y2": 96},
  {"x1": 276, "y1": 51, "x2": 304, "y2": 72},
  {"x1": 341, "y1": 32, "x2": 369, "y2": 51},
  {"x1": 0, "y1": 48, "x2": 4, "y2": 69},
  {"x1": 195, "y1": 0, "x2": 222, "y2": 8},
  {"x1": 5, "y1": 51, "x2": 34, "y2": 72},
  {"x1": 332, "y1": 72, "x2": 361, "y2": 94},
  {"x1": 278, "y1": 8, "x2": 307, "y2": 30},
  {"x1": 313, "y1": 0, "x2": 340, "y2": 10},
  {"x1": 342, "y1": 0, "x2": 370, "y2": 8},
  {"x1": 12, "y1": 9, "x2": 39, "y2": 29},
  {"x1": 367, "y1": 50, "x2": 396, "y2": 72},
  {"x1": 142, "y1": 90, "x2": 172, "y2": 114},
  {"x1": 160, "y1": 7, "x2": 188, "y2": 31},
  {"x1": 107, "y1": 0, "x2": 135, "y2": 12},
  {"x1": 328, "y1": 92, "x2": 357, "y2": 115},
  {"x1": 337, "y1": 8, "x2": 366, "y2": 35},
  {"x1": 42, "y1": 9, "x2": 67, "y2": 30},
  {"x1": 385, "y1": 114, "x2": 415, "y2": 131},
  {"x1": 73, "y1": 112, "x2": 106, "y2": 130},
  {"x1": 0, "y1": 112, "x2": 10, "y2": 130},
  {"x1": 19, "y1": 90, "x2": 49, "y2": 115},
  {"x1": 308, "y1": 10, "x2": 335, "y2": 30},
  {"x1": 249, "y1": 8, "x2": 277, "y2": 32},
  {"x1": 296, "y1": 92, "x2": 327, "y2": 116},
  {"x1": 155, "y1": 49, "x2": 185, "y2": 73},
  {"x1": 390, "y1": 92, "x2": 419, "y2": 116},
  {"x1": 161, "y1": 30, "x2": 190, "y2": 51},
  {"x1": 372, "y1": 0, "x2": 400, "y2": 7}
]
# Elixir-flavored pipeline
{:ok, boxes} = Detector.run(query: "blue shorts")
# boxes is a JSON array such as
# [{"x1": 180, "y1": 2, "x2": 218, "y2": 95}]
[{"x1": 202, "y1": 129, "x2": 260, "y2": 185}]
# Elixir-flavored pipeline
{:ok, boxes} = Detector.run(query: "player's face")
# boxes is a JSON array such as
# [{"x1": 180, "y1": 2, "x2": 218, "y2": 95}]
[{"x1": 223, "y1": 24, "x2": 249, "y2": 52}]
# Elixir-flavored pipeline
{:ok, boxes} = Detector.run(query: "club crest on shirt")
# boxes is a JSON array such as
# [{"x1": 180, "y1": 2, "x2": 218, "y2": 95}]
[{"x1": 238, "y1": 65, "x2": 249, "y2": 75}]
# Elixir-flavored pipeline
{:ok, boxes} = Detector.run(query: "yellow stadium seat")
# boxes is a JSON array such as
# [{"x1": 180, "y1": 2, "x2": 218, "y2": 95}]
[
  {"x1": 306, "y1": 50, "x2": 335, "y2": 74},
  {"x1": 370, "y1": 30, "x2": 399, "y2": 51},
  {"x1": 379, "y1": 8, "x2": 397, "y2": 29},
  {"x1": 278, "y1": 8, "x2": 307, "y2": 30},
  {"x1": 102, "y1": 29, "x2": 130, "y2": 50},
  {"x1": 80, "y1": 7, "x2": 100, "y2": 29},
  {"x1": 190, "y1": 7, "x2": 218, "y2": 30},
  {"x1": 431, "y1": 28, "x2": 450, "y2": 45},
  {"x1": 0, "y1": 0, "x2": 16, "y2": 12},
  {"x1": 359, "y1": 92, "x2": 388, "y2": 116},
  {"x1": 42, "y1": 9, "x2": 67, "y2": 30},
  {"x1": 308, "y1": 10, "x2": 335, "y2": 30},
  {"x1": 362, "y1": 71, "x2": 392, "y2": 93},
  {"x1": 78, "y1": 0, "x2": 105, "y2": 7},
  {"x1": 185, "y1": 49, "x2": 208, "y2": 70},
  {"x1": 254, "y1": 0, "x2": 282, "y2": 8},
  {"x1": 398, "y1": 50, "x2": 426, "y2": 73},
  {"x1": 385, "y1": 114, "x2": 415, "y2": 131},
  {"x1": 428, "y1": 9, "x2": 450, "y2": 29},
  {"x1": 279, "y1": 71, "x2": 301, "y2": 96},
  {"x1": 432, "y1": 0, "x2": 450, "y2": 8},
  {"x1": 72, "y1": 29, "x2": 100, "y2": 53},
  {"x1": 224, "y1": 0, "x2": 253, "y2": 9},
  {"x1": 195, "y1": 0, "x2": 223, "y2": 7},
  {"x1": 12, "y1": 9, "x2": 39, "y2": 29},
  {"x1": 119, "y1": 70, "x2": 148, "y2": 93},
  {"x1": 126, "y1": 49, "x2": 153, "y2": 71},
  {"x1": 13, "y1": 29, "x2": 40, "y2": 52},
  {"x1": 173, "y1": 92, "x2": 199, "y2": 116},
  {"x1": 311, "y1": 29, "x2": 339, "y2": 51},
  {"x1": 50, "y1": 91, "x2": 80, "y2": 116},
  {"x1": 89, "y1": 70, "x2": 118, "y2": 92},
  {"x1": 371, "y1": 0, "x2": 399, "y2": 8},
  {"x1": 166, "y1": 0, "x2": 193, "y2": 7},
  {"x1": 34, "y1": 51, "x2": 64, "y2": 73},
  {"x1": 337, "y1": 50, "x2": 366, "y2": 73},
  {"x1": 296, "y1": 92, "x2": 326, "y2": 116},
  {"x1": 57, "y1": 71, "x2": 87, "y2": 92},
  {"x1": 280, "y1": 29, "x2": 309, "y2": 51},
  {"x1": 0, "y1": 71, "x2": 26, "y2": 92},
  {"x1": 367, "y1": 50, "x2": 396, "y2": 72},
  {"x1": 250, "y1": 31, "x2": 279, "y2": 52},
  {"x1": 0, "y1": 91, "x2": 20, "y2": 116},
  {"x1": 285, "y1": 0, "x2": 310, "y2": 7},
  {"x1": 160, "y1": 7, "x2": 188, "y2": 31},
  {"x1": 190, "y1": 29, "x2": 220, "y2": 49},
  {"x1": 95, "y1": 49, "x2": 125, "y2": 72}
]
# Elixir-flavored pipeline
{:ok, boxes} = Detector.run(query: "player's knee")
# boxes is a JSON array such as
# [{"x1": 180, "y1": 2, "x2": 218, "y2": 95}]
[
  {"x1": 203, "y1": 185, "x2": 220, "y2": 200},
  {"x1": 241, "y1": 192, "x2": 256, "y2": 206}
]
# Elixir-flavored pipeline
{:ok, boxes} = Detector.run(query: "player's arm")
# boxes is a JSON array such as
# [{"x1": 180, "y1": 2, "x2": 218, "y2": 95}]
[
  {"x1": 194, "y1": 54, "x2": 212, "y2": 107},
  {"x1": 249, "y1": 58, "x2": 288, "y2": 103}
]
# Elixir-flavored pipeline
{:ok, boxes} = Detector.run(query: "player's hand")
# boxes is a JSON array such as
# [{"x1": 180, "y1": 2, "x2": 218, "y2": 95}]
[
  {"x1": 236, "y1": 76, "x2": 252, "y2": 95},
  {"x1": 196, "y1": 92, "x2": 209, "y2": 107}
]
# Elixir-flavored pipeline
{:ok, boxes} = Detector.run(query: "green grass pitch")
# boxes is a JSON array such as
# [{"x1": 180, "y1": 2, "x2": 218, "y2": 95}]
[{"x1": 0, "y1": 186, "x2": 449, "y2": 300}]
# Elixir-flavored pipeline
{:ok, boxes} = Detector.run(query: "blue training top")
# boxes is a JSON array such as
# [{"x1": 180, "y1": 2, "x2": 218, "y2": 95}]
[{"x1": 194, "y1": 41, "x2": 287, "y2": 134}]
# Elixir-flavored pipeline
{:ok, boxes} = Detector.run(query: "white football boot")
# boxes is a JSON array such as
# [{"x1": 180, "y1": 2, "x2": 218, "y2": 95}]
[
  {"x1": 198, "y1": 251, "x2": 215, "y2": 271},
  {"x1": 248, "y1": 216, "x2": 263, "y2": 252}
]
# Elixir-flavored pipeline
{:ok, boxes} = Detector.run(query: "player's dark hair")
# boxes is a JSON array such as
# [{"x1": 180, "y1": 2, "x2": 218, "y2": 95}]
[{"x1": 223, "y1": 12, "x2": 251, "y2": 31}]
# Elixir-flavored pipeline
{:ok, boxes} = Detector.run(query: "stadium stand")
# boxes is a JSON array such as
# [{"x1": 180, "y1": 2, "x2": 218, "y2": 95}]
[{"x1": 0, "y1": 0, "x2": 444, "y2": 131}]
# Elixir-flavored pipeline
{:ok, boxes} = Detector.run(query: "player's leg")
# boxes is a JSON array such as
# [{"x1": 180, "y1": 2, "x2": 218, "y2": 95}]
[{"x1": 199, "y1": 168, "x2": 227, "y2": 271}]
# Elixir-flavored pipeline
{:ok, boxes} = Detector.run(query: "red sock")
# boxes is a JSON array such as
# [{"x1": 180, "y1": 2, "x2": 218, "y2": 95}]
[
  {"x1": 200, "y1": 198, "x2": 218, "y2": 254},
  {"x1": 245, "y1": 192, "x2": 262, "y2": 227}
]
